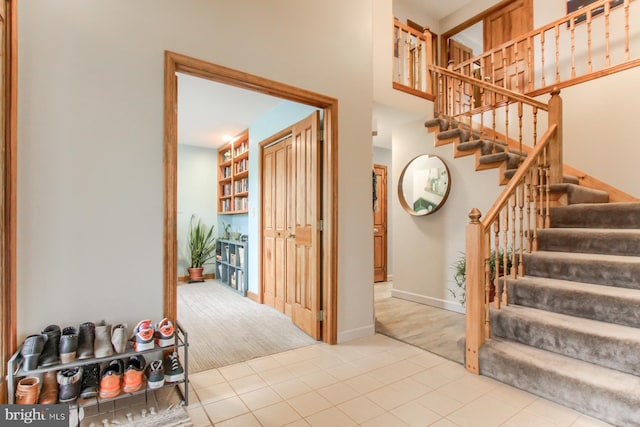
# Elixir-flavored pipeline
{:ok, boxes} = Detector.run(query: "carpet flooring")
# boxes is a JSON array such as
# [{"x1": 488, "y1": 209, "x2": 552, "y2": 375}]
[
  {"x1": 374, "y1": 282, "x2": 465, "y2": 364},
  {"x1": 177, "y1": 280, "x2": 318, "y2": 373}
]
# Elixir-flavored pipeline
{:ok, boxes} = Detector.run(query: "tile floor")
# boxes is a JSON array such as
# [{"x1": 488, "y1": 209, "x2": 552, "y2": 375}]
[{"x1": 182, "y1": 334, "x2": 613, "y2": 427}]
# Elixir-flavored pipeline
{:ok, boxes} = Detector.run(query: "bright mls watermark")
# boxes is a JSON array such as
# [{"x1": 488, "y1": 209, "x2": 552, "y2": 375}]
[{"x1": 1, "y1": 405, "x2": 68, "y2": 426}]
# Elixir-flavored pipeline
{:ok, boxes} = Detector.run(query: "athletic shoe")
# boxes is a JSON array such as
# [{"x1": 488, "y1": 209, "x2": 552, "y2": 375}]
[
  {"x1": 122, "y1": 355, "x2": 146, "y2": 393},
  {"x1": 155, "y1": 318, "x2": 175, "y2": 348},
  {"x1": 99, "y1": 359, "x2": 123, "y2": 399},
  {"x1": 163, "y1": 352, "x2": 184, "y2": 383},
  {"x1": 146, "y1": 360, "x2": 165, "y2": 389},
  {"x1": 79, "y1": 363, "x2": 100, "y2": 399},
  {"x1": 131, "y1": 319, "x2": 154, "y2": 351}
]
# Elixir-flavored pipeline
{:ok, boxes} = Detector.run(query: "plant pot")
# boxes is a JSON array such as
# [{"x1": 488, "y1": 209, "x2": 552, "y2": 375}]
[{"x1": 187, "y1": 267, "x2": 205, "y2": 283}]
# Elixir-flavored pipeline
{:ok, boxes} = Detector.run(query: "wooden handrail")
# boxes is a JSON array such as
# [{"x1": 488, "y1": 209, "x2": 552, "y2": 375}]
[
  {"x1": 482, "y1": 124, "x2": 557, "y2": 228},
  {"x1": 430, "y1": 65, "x2": 548, "y2": 111},
  {"x1": 394, "y1": 19, "x2": 429, "y2": 39}
]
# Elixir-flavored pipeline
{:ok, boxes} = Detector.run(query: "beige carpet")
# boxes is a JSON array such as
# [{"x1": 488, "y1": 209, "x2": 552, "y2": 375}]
[{"x1": 177, "y1": 280, "x2": 317, "y2": 373}]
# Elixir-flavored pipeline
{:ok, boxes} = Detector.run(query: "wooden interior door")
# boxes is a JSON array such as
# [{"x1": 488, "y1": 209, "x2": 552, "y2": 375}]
[
  {"x1": 483, "y1": 0, "x2": 533, "y2": 92},
  {"x1": 373, "y1": 165, "x2": 387, "y2": 283},
  {"x1": 261, "y1": 136, "x2": 292, "y2": 313},
  {"x1": 449, "y1": 39, "x2": 474, "y2": 66},
  {"x1": 291, "y1": 112, "x2": 322, "y2": 339}
]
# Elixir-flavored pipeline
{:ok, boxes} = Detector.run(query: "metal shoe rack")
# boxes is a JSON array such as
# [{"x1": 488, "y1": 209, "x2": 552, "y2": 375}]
[{"x1": 6, "y1": 321, "x2": 189, "y2": 409}]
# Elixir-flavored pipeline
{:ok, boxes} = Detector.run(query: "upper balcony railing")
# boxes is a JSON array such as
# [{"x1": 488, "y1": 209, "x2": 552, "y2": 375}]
[
  {"x1": 392, "y1": 19, "x2": 435, "y2": 100},
  {"x1": 453, "y1": 0, "x2": 639, "y2": 97}
]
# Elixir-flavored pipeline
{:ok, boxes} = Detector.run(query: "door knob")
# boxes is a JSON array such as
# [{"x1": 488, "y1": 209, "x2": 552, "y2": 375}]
[{"x1": 373, "y1": 228, "x2": 379, "y2": 232}]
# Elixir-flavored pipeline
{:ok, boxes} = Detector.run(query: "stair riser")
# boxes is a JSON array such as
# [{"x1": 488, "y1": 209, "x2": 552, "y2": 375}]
[
  {"x1": 479, "y1": 344, "x2": 640, "y2": 427},
  {"x1": 507, "y1": 280, "x2": 640, "y2": 328},
  {"x1": 490, "y1": 310, "x2": 640, "y2": 376},
  {"x1": 524, "y1": 255, "x2": 640, "y2": 289},
  {"x1": 550, "y1": 204, "x2": 640, "y2": 228},
  {"x1": 537, "y1": 230, "x2": 640, "y2": 256}
]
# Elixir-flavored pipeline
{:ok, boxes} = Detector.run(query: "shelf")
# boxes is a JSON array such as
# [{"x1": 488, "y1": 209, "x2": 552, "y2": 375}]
[
  {"x1": 215, "y1": 239, "x2": 248, "y2": 296},
  {"x1": 218, "y1": 130, "x2": 249, "y2": 215}
]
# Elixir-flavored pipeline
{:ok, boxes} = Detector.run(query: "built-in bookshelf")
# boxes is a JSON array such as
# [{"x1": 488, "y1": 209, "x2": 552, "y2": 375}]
[
  {"x1": 215, "y1": 239, "x2": 248, "y2": 296},
  {"x1": 218, "y1": 130, "x2": 249, "y2": 214}
]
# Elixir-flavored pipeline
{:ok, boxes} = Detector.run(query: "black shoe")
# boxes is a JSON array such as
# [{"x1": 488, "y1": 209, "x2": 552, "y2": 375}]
[
  {"x1": 79, "y1": 363, "x2": 100, "y2": 399},
  {"x1": 59, "y1": 326, "x2": 78, "y2": 364},
  {"x1": 77, "y1": 322, "x2": 95, "y2": 359},
  {"x1": 20, "y1": 334, "x2": 47, "y2": 371},
  {"x1": 39, "y1": 325, "x2": 61, "y2": 367},
  {"x1": 57, "y1": 367, "x2": 83, "y2": 403}
]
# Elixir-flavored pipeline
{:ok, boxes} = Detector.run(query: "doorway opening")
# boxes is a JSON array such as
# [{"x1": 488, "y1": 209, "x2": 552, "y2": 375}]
[{"x1": 163, "y1": 52, "x2": 338, "y2": 371}]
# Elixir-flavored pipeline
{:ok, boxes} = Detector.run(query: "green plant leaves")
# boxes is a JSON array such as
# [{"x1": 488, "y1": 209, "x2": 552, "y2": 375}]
[{"x1": 188, "y1": 215, "x2": 217, "y2": 268}]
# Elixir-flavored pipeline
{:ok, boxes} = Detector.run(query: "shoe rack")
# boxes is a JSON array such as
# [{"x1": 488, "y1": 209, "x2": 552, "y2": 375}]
[{"x1": 7, "y1": 322, "x2": 190, "y2": 411}]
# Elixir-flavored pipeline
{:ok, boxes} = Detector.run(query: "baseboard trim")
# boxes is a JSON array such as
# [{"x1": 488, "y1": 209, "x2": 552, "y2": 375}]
[
  {"x1": 178, "y1": 273, "x2": 215, "y2": 283},
  {"x1": 391, "y1": 289, "x2": 466, "y2": 314},
  {"x1": 337, "y1": 324, "x2": 375, "y2": 343},
  {"x1": 247, "y1": 290, "x2": 259, "y2": 302}
]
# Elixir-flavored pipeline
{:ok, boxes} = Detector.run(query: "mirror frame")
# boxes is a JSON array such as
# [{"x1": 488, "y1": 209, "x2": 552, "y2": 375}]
[{"x1": 397, "y1": 154, "x2": 451, "y2": 216}]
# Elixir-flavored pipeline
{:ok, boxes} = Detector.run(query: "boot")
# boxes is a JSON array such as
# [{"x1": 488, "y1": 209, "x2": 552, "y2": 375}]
[
  {"x1": 111, "y1": 324, "x2": 128, "y2": 354},
  {"x1": 38, "y1": 325, "x2": 61, "y2": 367},
  {"x1": 38, "y1": 370, "x2": 58, "y2": 404},
  {"x1": 57, "y1": 367, "x2": 83, "y2": 403},
  {"x1": 79, "y1": 363, "x2": 100, "y2": 399},
  {"x1": 59, "y1": 326, "x2": 78, "y2": 364},
  {"x1": 15, "y1": 377, "x2": 40, "y2": 404},
  {"x1": 77, "y1": 322, "x2": 95, "y2": 359},
  {"x1": 20, "y1": 334, "x2": 47, "y2": 371},
  {"x1": 94, "y1": 320, "x2": 113, "y2": 358}
]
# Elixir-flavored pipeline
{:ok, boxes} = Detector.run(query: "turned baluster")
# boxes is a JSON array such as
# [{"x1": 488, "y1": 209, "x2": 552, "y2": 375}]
[
  {"x1": 555, "y1": 24, "x2": 560, "y2": 83},
  {"x1": 570, "y1": 17, "x2": 576, "y2": 79},
  {"x1": 624, "y1": 0, "x2": 630, "y2": 61},
  {"x1": 502, "y1": 203, "x2": 511, "y2": 306},
  {"x1": 517, "y1": 182, "x2": 525, "y2": 277},
  {"x1": 587, "y1": 10, "x2": 593, "y2": 73},
  {"x1": 493, "y1": 220, "x2": 501, "y2": 310},
  {"x1": 517, "y1": 102, "x2": 523, "y2": 157},
  {"x1": 605, "y1": 1, "x2": 611, "y2": 67},
  {"x1": 540, "y1": 31, "x2": 546, "y2": 87}
]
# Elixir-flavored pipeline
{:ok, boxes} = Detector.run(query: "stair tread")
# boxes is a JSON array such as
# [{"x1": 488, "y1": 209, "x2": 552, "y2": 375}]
[
  {"x1": 482, "y1": 337, "x2": 640, "y2": 389},
  {"x1": 540, "y1": 227, "x2": 640, "y2": 236},
  {"x1": 513, "y1": 275, "x2": 640, "y2": 300},
  {"x1": 496, "y1": 304, "x2": 640, "y2": 343},
  {"x1": 528, "y1": 250, "x2": 640, "y2": 264}
]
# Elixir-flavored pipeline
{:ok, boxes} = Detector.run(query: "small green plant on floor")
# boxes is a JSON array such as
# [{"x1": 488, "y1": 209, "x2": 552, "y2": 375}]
[
  {"x1": 188, "y1": 215, "x2": 217, "y2": 269},
  {"x1": 449, "y1": 249, "x2": 513, "y2": 306}
]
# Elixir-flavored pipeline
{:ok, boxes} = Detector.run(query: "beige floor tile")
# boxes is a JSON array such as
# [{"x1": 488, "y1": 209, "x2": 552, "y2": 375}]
[
  {"x1": 525, "y1": 399, "x2": 581, "y2": 425},
  {"x1": 485, "y1": 382, "x2": 537, "y2": 410},
  {"x1": 360, "y1": 411, "x2": 410, "y2": 427},
  {"x1": 430, "y1": 418, "x2": 459, "y2": 427},
  {"x1": 215, "y1": 412, "x2": 262, "y2": 427},
  {"x1": 287, "y1": 360, "x2": 323, "y2": 377},
  {"x1": 196, "y1": 381, "x2": 236, "y2": 404},
  {"x1": 337, "y1": 396, "x2": 386, "y2": 424},
  {"x1": 366, "y1": 383, "x2": 416, "y2": 411},
  {"x1": 571, "y1": 415, "x2": 615, "y2": 426},
  {"x1": 407, "y1": 351, "x2": 450, "y2": 369},
  {"x1": 271, "y1": 377, "x2": 313, "y2": 400},
  {"x1": 228, "y1": 373, "x2": 268, "y2": 394},
  {"x1": 325, "y1": 362, "x2": 366, "y2": 380},
  {"x1": 310, "y1": 352, "x2": 348, "y2": 370},
  {"x1": 185, "y1": 404, "x2": 213, "y2": 427},
  {"x1": 299, "y1": 370, "x2": 340, "y2": 389},
  {"x1": 246, "y1": 355, "x2": 283, "y2": 372},
  {"x1": 189, "y1": 368, "x2": 225, "y2": 389},
  {"x1": 391, "y1": 401, "x2": 442, "y2": 427},
  {"x1": 253, "y1": 401, "x2": 302, "y2": 427},
  {"x1": 414, "y1": 390, "x2": 465, "y2": 416},
  {"x1": 273, "y1": 348, "x2": 309, "y2": 365},
  {"x1": 239, "y1": 386, "x2": 283, "y2": 411},
  {"x1": 305, "y1": 407, "x2": 358, "y2": 427},
  {"x1": 284, "y1": 419, "x2": 312, "y2": 427},
  {"x1": 501, "y1": 408, "x2": 566, "y2": 427},
  {"x1": 436, "y1": 375, "x2": 496, "y2": 404},
  {"x1": 343, "y1": 373, "x2": 384, "y2": 394},
  {"x1": 287, "y1": 390, "x2": 333, "y2": 417},
  {"x1": 368, "y1": 360, "x2": 425, "y2": 384},
  {"x1": 260, "y1": 366, "x2": 296, "y2": 386},
  {"x1": 389, "y1": 377, "x2": 432, "y2": 399},
  {"x1": 202, "y1": 396, "x2": 249, "y2": 424},
  {"x1": 218, "y1": 362, "x2": 256, "y2": 381},
  {"x1": 317, "y1": 382, "x2": 359, "y2": 405},
  {"x1": 351, "y1": 352, "x2": 401, "y2": 372},
  {"x1": 446, "y1": 394, "x2": 523, "y2": 427}
]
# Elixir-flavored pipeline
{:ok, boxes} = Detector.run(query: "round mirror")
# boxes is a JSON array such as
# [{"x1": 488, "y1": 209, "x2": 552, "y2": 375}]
[{"x1": 398, "y1": 154, "x2": 451, "y2": 216}]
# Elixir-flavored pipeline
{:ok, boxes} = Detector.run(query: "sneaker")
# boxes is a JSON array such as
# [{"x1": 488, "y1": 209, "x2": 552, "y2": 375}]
[
  {"x1": 131, "y1": 320, "x2": 154, "y2": 351},
  {"x1": 163, "y1": 352, "x2": 184, "y2": 383},
  {"x1": 99, "y1": 359, "x2": 123, "y2": 399},
  {"x1": 155, "y1": 318, "x2": 175, "y2": 348},
  {"x1": 146, "y1": 360, "x2": 165, "y2": 389},
  {"x1": 79, "y1": 363, "x2": 100, "y2": 399},
  {"x1": 122, "y1": 355, "x2": 146, "y2": 393}
]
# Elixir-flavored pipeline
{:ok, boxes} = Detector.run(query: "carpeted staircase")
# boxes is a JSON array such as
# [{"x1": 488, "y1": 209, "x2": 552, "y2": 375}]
[
  {"x1": 424, "y1": 117, "x2": 640, "y2": 426},
  {"x1": 481, "y1": 201, "x2": 640, "y2": 427}
]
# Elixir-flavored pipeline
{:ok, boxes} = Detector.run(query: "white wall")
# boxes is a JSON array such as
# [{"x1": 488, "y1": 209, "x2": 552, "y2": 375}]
[
  {"x1": 391, "y1": 118, "x2": 502, "y2": 313},
  {"x1": 177, "y1": 145, "x2": 218, "y2": 277},
  {"x1": 17, "y1": 0, "x2": 374, "y2": 341}
]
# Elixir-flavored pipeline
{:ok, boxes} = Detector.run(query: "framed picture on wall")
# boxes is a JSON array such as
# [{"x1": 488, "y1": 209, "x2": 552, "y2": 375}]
[{"x1": 566, "y1": 0, "x2": 624, "y2": 25}]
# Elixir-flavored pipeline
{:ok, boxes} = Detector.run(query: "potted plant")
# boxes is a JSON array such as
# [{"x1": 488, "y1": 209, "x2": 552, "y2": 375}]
[
  {"x1": 449, "y1": 249, "x2": 513, "y2": 306},
  {"x1": 187, "y1": 215, "x2": 217, "y2": 282}
]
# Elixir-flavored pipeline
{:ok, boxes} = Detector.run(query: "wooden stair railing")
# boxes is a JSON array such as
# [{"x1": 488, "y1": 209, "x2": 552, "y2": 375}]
[
  {"x1": 453, "y1": 0, "x2": 639, "y2": 97},
  {"x1": 393, "y1": 19, "x2": 434, "y2": 100},
  {"x1": 427, "y1": 64, "x2": 564, "y2": 374}
]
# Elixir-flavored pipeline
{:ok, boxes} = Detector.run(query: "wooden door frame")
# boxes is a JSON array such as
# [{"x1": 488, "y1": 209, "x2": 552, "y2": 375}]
[
  {"x1": 440, "y1": 0, "x2": 528, "y2": 66},
  {"x1": 1, "y1": 0, "x2": 17, "y2": 404},
  {"x1": 163, "y1": 51, "x2": 338, "y2": 344}
]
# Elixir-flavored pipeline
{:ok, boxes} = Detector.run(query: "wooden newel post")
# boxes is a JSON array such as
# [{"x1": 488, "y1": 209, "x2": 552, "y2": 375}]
[
  {"x1": 465, "y1": 208, "x2": 485, "y2": 374},
  {"x1": 548, "y1": 88, "x2": 563, "y2": 185}
]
